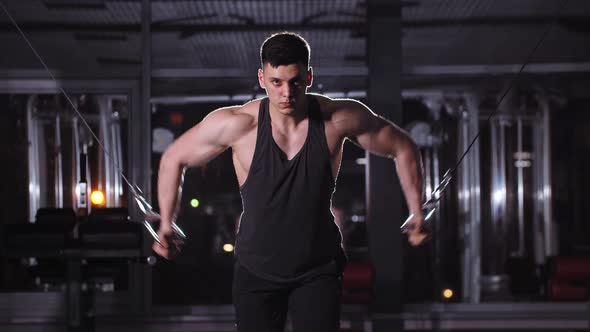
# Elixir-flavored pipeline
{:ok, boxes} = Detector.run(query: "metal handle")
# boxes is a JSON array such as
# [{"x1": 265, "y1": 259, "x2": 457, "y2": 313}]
[{"x1": 400, "y1": 169, "x2": 452, "y2": 233}]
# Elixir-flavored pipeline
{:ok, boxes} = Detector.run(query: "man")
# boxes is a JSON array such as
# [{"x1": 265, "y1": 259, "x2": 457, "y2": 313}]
[{"x1": 154, "y1": 32, "x2": 427, "y2": 332}]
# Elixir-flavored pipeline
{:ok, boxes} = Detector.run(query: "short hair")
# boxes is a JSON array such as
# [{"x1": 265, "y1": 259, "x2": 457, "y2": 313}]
[{"x1": 260, "y1": 32, "x2": 310, "y2": 69}]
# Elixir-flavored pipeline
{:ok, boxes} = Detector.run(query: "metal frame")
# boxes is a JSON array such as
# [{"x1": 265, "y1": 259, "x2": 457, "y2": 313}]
[
  {"x1": 1, "y1": 0, "x2": 152, "y2": 318},
  {"x1": 26, "y1": 94, "x2": 126, "y2": 217},
  {"x1": 0, "y1": 78, "x2": 144, "y2": 197},
  {"x1": 0, "y1": 77, "x2": 148, "y2": 312}
]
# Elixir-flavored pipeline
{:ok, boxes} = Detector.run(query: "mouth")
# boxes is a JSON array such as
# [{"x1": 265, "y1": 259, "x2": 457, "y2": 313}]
[{"x1": 279, "y1": 102, "x2": 294, "y2": 108}]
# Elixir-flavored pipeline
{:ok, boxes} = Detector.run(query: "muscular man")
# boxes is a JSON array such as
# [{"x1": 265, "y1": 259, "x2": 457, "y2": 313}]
[{"x1": 154, "y1": 32, "x2": 427, "y2": 332}]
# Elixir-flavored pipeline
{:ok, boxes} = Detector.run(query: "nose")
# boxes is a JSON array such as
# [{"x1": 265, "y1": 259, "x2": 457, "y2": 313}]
[
  {"x1": 281, "y1": 84, "x2": 293, "y2": 99},
  {"x1": 284, "y1": 83, "x2": 300, "y2": 100}
]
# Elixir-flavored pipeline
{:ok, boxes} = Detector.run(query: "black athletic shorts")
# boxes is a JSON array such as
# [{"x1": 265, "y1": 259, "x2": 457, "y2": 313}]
[{"x1": 232, "y1": 260, "x2": 342, "y2": 332}]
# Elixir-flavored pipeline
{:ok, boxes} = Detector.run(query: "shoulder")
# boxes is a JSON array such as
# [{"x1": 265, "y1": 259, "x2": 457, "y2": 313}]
[
  {"x1": 202, "y1": 98, "x2": 261, "y2": 131},
  {"x1": 193, "y1": 98, "x2": 263, "y2": 146},
  {"x1": 311, "y1": 93, "x2": 369, "y2": 117},
  {"x1": 310, "y1": 93, "x2": 375, "y2": 133}
]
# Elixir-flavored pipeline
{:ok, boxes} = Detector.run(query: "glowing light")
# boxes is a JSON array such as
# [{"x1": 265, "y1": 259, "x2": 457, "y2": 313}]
[
  {"x1": 514, "y1": 160, "x2": 532, "y2": 168},
  {"x1": 351, "y1": 215, "x2": 366, "y2": 223},
  {"x1": 442, "y1": 288, "x2": 454, "y2": 299},
  {"x1": 190, "y1": 198, "x2": 200, "y2": 208},
  {"x1": 223, "y1": 244, "x2": 234, "y2": 252},
  {"x1": 492, "y1": 189, "x2": 505, "y2": 205},
  {"x1": 90, "y1": 190, "x2": 105, "y2": 205}
]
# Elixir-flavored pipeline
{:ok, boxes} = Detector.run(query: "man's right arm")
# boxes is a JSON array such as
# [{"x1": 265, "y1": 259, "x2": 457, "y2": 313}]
[{"x1": 154, "y1": 107, "x2": 249, "y2": 257}]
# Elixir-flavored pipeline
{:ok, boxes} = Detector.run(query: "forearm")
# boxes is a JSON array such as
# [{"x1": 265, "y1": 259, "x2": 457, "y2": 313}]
[
  {"x1": 394, "y1": 142, "x2": 424, "y2": 216},
  {"x1": 157, "y1": 151, "x2": 186, "y2": 230}
]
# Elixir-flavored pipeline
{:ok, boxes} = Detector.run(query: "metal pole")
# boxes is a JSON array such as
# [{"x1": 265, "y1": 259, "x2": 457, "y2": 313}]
[
  {"x1": 516, "y1": 117, "x2": 525, "y2": 256},
  {"x1": 72, "y1": 114, "x2": 81, "y2": 211},
  {"x1": 137, "y1": 0, "x2": 152, "y2": 313},
  {"x1": 432, "y1": 146, "x2": 442, "y2": 300},
  {"x1": 112, "y1": 111, "x2": 123, "y2": 206},
  {"x1": 26, "y1": 95, "x2": 40, "y2": 222},
  {"x1": 532, "y1": 113, "x2": 545, "y2": 264},
  {"x1": 97, "y1": 96, "x2": 112, "y2": 205},
  {"x1": 366, "y1": 0, "x2": 403, "y2": 329},
  {"x1": 539, "y1": 97, "x2": 555, "y2": 256},
  {"x1": 141, "y1": 0, "x2": 151, "y2": 195},
  {"x1": 55, "y1": 111, "x2": 64, "y2": 208},
  {"x1": 464, "y1": 93, "x2": 481, "y2": 303},
  {"x1": 459, "y1": 107, "x2": 471, "y2": 302}
]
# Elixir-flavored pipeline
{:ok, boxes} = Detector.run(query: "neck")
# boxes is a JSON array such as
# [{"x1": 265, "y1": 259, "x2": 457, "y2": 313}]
[{"x1": 268, "y1": 95, "x2": 309, "y2": 131}]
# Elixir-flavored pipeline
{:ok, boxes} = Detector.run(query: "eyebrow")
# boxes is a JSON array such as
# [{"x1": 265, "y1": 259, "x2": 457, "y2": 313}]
[{"x1": 269, "y1": 76, "x2": 303, "y2": 82}]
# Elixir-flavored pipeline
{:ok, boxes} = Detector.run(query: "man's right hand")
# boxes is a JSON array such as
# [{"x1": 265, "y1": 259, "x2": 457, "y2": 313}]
[
  {"x1": 405, "y1": 213, "x2": 428, "y2": 247},
  {"x1": 152, "y1": 226, "x2": 184, "y2": 259}
]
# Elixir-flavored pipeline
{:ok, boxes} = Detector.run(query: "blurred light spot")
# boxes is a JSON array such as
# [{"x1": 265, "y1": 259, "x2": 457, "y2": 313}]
[
  {"x1": 190, "y1": 198, "x2": 200, "y2": 208},
  {"x1": 442, "y1": 288, "x2": 453, "y2": 299},
  {"x1": 91, "y1": 190, "x2": 105, "y2": 205},
  {"x1": 492, "y1": 189, "x2": 505, "y2": 205},
  {"x1": 514, "y1": 160, "x2": 532, "y2": 168},
  {"x1": 170, "y1": 112, "x2": 184, "y2": 126},
  {"x1": 223, "y1": 243, "x2": 234, "y2": 252}
]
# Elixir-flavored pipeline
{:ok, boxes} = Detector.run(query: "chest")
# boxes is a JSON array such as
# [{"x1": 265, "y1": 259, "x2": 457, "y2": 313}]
[
  {"x1": 233, "y1": 119, "x2": 344, "y2": 175},
  {"x1": 270, "y1": 121, "x2": 309, "y2": 161}
]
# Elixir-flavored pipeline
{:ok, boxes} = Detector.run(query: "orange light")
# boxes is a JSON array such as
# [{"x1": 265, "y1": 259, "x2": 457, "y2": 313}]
[
  {"x1": 91, "y1": 190, "x2": 105, "y2": 206},
  {"x1": 442, "y1": 288, "x2": 454, "y2": 299}
]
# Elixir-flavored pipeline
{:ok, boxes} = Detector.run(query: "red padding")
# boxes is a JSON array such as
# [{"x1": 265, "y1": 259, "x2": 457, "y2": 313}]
[
  {"x1": 343, "y1": 261, "x2": 374, "y2": 290},
  {"x1": 549, "y1": 281, "x2": 587, "y2": 301},
  {"x1": 552, "y1": 256, "x2": 590, "y2": 281}
]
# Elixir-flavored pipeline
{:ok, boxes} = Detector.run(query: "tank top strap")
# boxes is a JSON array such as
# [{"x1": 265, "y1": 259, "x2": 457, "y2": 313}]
[
  {"x1": 306, "y1": 95, "x2": 331, "y2": 158},
  {"x1": 257, "y1": 98, "x2": 270, "y2": 135},
  {"x1": 307, "y1": 95, "x2": 322, "y2": 129},
  {"x1": 240, "y1": 98, "x2": 270, "y2": 191},
  {"x1": 256, "y1": 97, "x2": 275, "y2": 157}
]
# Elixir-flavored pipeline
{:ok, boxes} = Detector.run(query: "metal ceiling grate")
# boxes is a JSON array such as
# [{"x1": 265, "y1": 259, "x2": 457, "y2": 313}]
[
  {"x1": 0, "y1": 0, "x2": 140, "y2": 23},
  {"x1": 402, "y1": 0, "x2": 589, "y2": 20}
]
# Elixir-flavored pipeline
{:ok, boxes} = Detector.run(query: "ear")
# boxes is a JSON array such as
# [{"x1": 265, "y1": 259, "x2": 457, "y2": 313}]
[
  {"x1": 306, "y1": 66, "x2": 313, "y2": 88},
  {"x1": 258, "y1": 68, "x2": 266, "y2": 89}
]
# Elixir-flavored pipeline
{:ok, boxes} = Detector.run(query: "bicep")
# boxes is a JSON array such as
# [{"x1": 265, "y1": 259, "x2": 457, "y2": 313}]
[
  {"x1": 164, "y1": 110, "x2": 235, "y2": 167},
  {"x1": 345, "y1": 104, "x2": 413, "y2": 158},
  {"x1": 166, "y1": 125, "x2": 227, "y2": 167}
]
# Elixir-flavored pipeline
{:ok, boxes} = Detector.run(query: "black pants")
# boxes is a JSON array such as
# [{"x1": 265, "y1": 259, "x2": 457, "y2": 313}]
[{"x1": 233, "y1": 261, "x2": 342, "y2": 332}]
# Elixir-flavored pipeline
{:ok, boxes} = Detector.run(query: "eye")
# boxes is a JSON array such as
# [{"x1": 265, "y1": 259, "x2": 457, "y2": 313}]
[{"x1": 291, "y1": 79, "x2": 304, "y2": 87}]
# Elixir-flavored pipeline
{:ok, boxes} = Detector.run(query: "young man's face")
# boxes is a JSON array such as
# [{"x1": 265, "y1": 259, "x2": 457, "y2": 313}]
[{"x1": 258, "y1": 63, "x2": 312, "y2": 115}]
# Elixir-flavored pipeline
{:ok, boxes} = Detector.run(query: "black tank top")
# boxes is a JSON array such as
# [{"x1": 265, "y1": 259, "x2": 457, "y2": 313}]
[{"x1": 235, "y1": 96, "x2": 344, "y2": 282}]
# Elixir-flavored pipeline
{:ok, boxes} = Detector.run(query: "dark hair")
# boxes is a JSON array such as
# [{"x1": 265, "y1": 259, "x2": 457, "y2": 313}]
[{"x1": 260, "y1": 32, "x2": 310, "y2": 68}]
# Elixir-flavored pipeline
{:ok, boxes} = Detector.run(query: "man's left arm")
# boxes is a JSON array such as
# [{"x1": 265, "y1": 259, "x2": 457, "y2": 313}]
[{"x1": 334, "y1": 99, "x2": 427, "y2": 246}]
